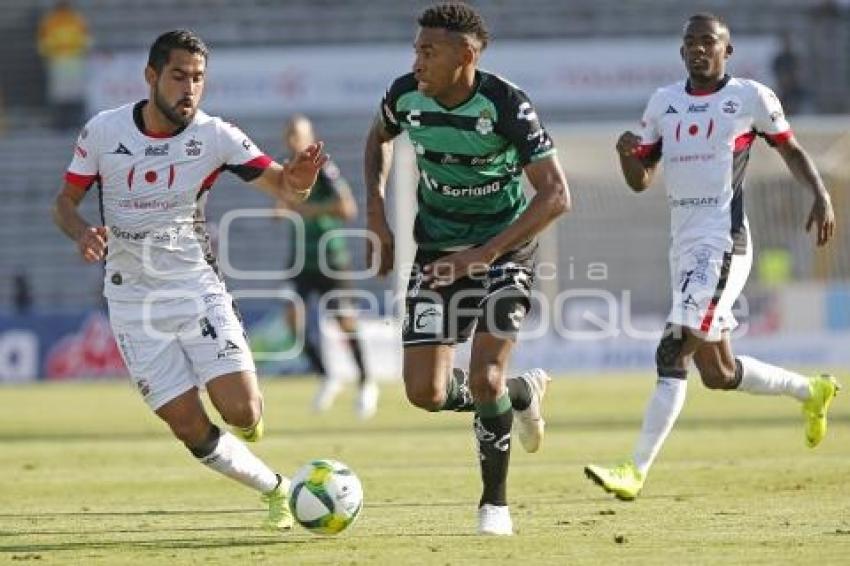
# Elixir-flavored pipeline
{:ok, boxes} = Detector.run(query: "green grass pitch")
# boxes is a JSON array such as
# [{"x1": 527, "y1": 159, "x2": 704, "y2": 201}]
[{"x1": 1, "y1": 373, "x2": 848, "y2": 564}]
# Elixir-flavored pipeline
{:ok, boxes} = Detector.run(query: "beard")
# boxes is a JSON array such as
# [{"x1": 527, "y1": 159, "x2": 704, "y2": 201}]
[{"x1": 153, "y1": 87, "x2": 195, "y2": 127}]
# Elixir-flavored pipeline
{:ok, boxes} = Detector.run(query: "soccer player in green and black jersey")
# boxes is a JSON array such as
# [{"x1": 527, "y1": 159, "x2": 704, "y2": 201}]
[
  {"x1": 278, "y1": 115, "x2": 378, "y2": 419},
  {"x1": 364, "y1": 3, "x2": 570, "y2": 535}
]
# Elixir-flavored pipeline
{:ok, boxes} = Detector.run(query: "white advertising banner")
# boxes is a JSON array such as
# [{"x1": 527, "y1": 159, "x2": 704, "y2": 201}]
[{"x1": 87, "y1": 37, "x2": 777, "y2": 117}]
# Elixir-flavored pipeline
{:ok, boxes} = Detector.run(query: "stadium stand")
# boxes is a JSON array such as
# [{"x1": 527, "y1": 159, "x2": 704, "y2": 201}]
[{"x1": 0, "y1": 0, "x2": 848, "y2": 311}]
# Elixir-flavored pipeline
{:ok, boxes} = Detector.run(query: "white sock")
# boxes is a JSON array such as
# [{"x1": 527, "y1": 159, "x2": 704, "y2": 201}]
[
  {"x1": 632, "y1": 377, "x2": 688, "y2": 476},
  {"x1": 197, "y1": 431, "x2": 280, "y2": 493},
  {"x1": 735, "y1": 355, "x2": 811, "y2": 401}
]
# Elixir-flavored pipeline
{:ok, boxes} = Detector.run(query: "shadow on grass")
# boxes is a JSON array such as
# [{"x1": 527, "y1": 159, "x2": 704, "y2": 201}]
[
  {"x1": 0, "y1": 536, "x2": 317, "y2": 553},
  {"x1": 3, "y1": 413, "x2": 847, "y2": 443}
]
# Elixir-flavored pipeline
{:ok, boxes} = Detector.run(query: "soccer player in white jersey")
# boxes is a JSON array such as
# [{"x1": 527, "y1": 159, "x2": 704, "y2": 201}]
[
  {"x1": 52, "y1": 30, "x2": 327, "y2": 529},
  {"x1": 584, "y1": 13, "x2": 839, "y2": 500}
]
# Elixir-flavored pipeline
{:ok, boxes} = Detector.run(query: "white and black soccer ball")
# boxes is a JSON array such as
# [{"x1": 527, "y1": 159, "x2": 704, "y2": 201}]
[{"x1": 288, "y1": 459, "x2": 363, "y2": 535}]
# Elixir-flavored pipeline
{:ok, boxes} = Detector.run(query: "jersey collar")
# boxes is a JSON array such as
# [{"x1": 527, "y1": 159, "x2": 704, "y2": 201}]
[
  {"x1": 685, "y1": 74, "x2": 731, "y2": 96},
  {"x1": 431, "y1": 71, "x2": 482, "y2": 111},
  {"x1": 133, "y1": 100, "x2": 190, "y2": 138}
]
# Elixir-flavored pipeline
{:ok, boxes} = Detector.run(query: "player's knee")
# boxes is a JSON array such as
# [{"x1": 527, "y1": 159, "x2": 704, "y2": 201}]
[
  {"x1": 655, "y1": 332, "x2": 688, "y2": 380},
  {"x1": 403, "y1": 380, "x2": 444, "y2": 412},
  {"x1": 402, "y1": 360, "x2": 445, "y2": 411},
  {"x1": 221, "y1": 393, "x2": 263, "y2": 428}
]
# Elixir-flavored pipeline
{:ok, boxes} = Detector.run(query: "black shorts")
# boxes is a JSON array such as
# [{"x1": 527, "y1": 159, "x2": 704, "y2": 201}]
[
  {"x1": 402, "y1": 240, "x2": 537, "y2": 347},
  {"x1": 291, "y1": 270, "x2": 354, "y2": 311}
]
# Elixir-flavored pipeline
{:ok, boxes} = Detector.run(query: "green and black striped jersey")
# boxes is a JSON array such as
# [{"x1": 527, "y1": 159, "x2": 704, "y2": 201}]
[{"x1": 380, "y1": 70, "x2": 556, "y2": 250}]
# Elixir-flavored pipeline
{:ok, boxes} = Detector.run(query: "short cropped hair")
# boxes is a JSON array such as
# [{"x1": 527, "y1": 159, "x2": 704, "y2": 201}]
[
  {"x1": 147, "y1": 29, "x2": 209, "y2": 73},
  {"x1": 685, "y1": 12, "x2": 731, "y2": 38},
  {"x1": 418, "y1": 3, "x2": 489, "y2": 50}
]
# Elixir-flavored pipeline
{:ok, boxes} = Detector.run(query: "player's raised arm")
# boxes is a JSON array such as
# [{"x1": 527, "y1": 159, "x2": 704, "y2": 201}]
[
  {"x1": 618, "y1": 89, "x2": 664, "y2": 192},
  {"x1": 281, "y1": 161, "x2": 357, "y2": 221},
  {"x1": 364, "y1": 112, "x2": 397, "y2": 276},
  {"x1": 616, "y1": 130, "x2": 660, "y2": 192},
  {"x1": 252, "y1": 142, "x2": 327, "y2": 201}
]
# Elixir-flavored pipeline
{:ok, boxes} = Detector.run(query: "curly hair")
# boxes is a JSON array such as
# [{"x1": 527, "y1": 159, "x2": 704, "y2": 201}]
[{"x1": 418, "y1": 3, "x2": 489, "y2": 50}]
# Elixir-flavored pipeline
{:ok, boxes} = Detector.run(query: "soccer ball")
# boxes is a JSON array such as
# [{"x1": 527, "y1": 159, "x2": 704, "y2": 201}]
[{"x1": 288, "y1": 459, "x2": 363, "y2": 535}]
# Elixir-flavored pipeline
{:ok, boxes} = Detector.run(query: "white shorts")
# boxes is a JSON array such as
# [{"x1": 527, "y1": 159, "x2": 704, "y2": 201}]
[
  {"x1": 667, "y1": 241, "x2": 752, "y2": 342},
  {"x1": 109, "y1": 292, "x2": 255, "y2": 410}
]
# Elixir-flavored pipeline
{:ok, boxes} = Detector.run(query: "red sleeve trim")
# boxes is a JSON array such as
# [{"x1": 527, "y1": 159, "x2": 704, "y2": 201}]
[
  {"x1": 241, "y1": 155, "x2": 273, "y2": 169},
  {"x1": 200, "y1": 166, "x2": 224, "y2": 191},
  {"x1": 733, "y1": 131, "x2": 757, "y2": 153},
  {"x1": 65, "y1": 171, "x2": 97, "y2": 190},
  {"x1": 765, "y1": 130, "x2": 793, "y2": 145},
  {"x1": 633, "y1": 142, "x2": 660, "y2": 159}
]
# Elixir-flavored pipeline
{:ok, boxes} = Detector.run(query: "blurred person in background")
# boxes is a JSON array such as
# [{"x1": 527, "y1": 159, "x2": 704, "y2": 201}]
[
  {"x1": 37, "y1": 0, "x2": 91, "y2": 130},
  {"x1": 13, "y1": 271, "x2": 33, "y2": 314},
  {"x1": 52, "y1": 30, "x2": 327, "y2": 531},
  {"x1": 585, "y1": 13, "x2": 838, "y2": 502},
  {"x1": 0, "y1": 87, "x2": 6, "y2": 136},
  {"x1": 276, "y1": 114, "x2": 378, "y2": 419},
  {"x1": 366, "y1": 3, "x2": 569, "y2": 535},
  {"x1": 771, "y1": 32, "x2": 808, "y2": 115}
]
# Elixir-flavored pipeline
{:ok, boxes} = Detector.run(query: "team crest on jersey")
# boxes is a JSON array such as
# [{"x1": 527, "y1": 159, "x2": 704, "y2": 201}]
[
  {"x1": 476, "y1": 109, "x2": 494, "y2": 135},
  {"x1": 720, "y1": 97, "x2": 741, "y2": 115},
  {"x1": 184, "y1": 138, "x2": 203, "y2": 157}
]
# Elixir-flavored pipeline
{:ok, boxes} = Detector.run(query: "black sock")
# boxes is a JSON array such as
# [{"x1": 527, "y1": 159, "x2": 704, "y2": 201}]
[
  {"x1": 347, "y1": 334, "x2": 369, "y2": 386},
  {"x1": 474, "y1": 393, "x2": 513, "y2": 507},
  {"x1": 507, "y1": 376, "x2": 532, "y2": 411},
  {"x1": 303, "y1": 338, "x2": 326, "y2": 376},
  {"x1": 187, "y1": 425, "x2": 221, "y2": 458}
]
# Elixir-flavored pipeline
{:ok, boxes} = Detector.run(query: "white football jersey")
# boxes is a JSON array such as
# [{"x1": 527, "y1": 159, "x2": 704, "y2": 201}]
[
  {"x1": 65, "y1": 101, "x2": 272, "y2": 301},
  {"x1": 634, "y1": 76, "x2": 792, "y2": 253}
]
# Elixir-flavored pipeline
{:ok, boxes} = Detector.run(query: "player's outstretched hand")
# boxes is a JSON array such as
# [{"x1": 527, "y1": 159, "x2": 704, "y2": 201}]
[
  {"x1": 616, "y1": 131, "x2": 643, "y2": 157},
  {"x1": 422, "y1": 247, "x2": 493, "y2": 289},
  {"x1": 367, "y1": 215, "x2": 394, "y2": 277},
  {"x1": 78, "y1": 226, "x2": 108, "y2": 262},
  {"x1": 283, "y1": 141, "x2": 328, "y2": 196},
  {"x1": 806, "y1": 194, "x2": 836, "y2": 247}
]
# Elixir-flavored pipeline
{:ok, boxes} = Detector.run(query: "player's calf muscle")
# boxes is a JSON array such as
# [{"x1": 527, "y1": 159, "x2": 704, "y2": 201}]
[{"x1": 695, "y1": 360, "x2": 738, "y2": 390}]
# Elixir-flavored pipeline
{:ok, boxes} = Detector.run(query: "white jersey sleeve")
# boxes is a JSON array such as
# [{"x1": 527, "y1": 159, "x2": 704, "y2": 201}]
[
  {"x1": 216, "y1": 120, "x2": 273, "y2": 181},
  {"x1": 65, "y1": 115, "x2": 105, "y2": 190},
  {"x1": 749, "y1": 81, "x2": 792, "y2": 144},
  {"x1": 634, "y1": 88, "x2": 665, "y2": 162}
]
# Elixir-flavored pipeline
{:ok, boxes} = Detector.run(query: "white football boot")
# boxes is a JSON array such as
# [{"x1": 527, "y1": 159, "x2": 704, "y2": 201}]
[
  {"x1": 312, "y1": 377, "x2": 343, "y2": 413},
  {"x1": 355, "y1": 381, "x2": 379, "y2": 420},
  {"x1": 477, "y1": 504, "x2": 513, "y2": 535},
  {"x1": 512, "y1": 368, "x2": 551, "y2": 453}
]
